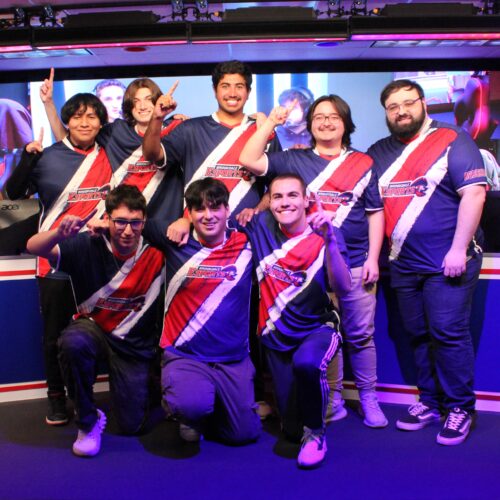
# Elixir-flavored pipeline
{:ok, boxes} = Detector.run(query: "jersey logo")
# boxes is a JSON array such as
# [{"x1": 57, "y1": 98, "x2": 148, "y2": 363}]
[
  {"x1": 264, "y1": 263, "x2": 307, "y2": 287},
  {"x1": 381, "y1": 176, "x2": 428, "y2": 198},
  {"x1": 317, "y1": 190, "x2": 353, "y2": 206},
  {"x1": 95, "y1": 295, "x2": 146, "y2": 312},
  {"x1": 67, "y1": 183, "x2": 111, "y2": 203},
  {"x1": 187, "y1": 264, "x2": 237, "y2": 281},
  {"x1": 205, "y1": 163, "x2": 252, "y2": 181},
  {"x1": 127, "y1": 161, "x2": 157, "y2": 173}
]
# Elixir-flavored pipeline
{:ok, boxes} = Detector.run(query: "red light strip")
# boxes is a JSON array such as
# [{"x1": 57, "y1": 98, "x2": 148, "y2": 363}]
[
  {"x1": 352, "y1": 33, "x2": 500, "y2": 41},
  {"x1": 36, "y1": 40, "x2": 187, "y2": 50}
]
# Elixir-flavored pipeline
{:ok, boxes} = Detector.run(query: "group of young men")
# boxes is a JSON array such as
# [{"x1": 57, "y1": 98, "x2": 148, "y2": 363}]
[{"x1": 4, "y1": 59, "x2": 486, "y2": 468}]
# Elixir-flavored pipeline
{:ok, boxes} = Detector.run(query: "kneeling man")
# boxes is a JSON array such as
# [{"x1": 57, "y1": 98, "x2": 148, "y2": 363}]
[{"x1": 27, "y1": 185, "x2": 164, "y2": 457}]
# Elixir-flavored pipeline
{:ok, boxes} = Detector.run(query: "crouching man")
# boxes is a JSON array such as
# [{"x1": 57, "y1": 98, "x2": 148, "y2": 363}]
[
  {"x1": 144, "y1": 178, "x2": 261, "y2": 445},
  {"x1": 27, "y1": 185, "x2": 164, "y2": 457},
  {"x1": 242, "y1": 174, "x2": 352, "y2": 469}
]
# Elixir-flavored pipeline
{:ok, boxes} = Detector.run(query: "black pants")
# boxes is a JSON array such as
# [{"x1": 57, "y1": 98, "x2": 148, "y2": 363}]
[
  {"x1": 37, "y1": 277, "x2": 76, "y2": 395},
  {"x1": 58, "y1": 318, "x2": 151, "y2": 434}
]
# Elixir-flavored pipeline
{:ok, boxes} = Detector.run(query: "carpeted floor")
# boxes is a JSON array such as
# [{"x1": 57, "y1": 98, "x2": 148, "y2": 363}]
[{"x1": 0, "y1": 396, "x2": 498, "y2": 500}]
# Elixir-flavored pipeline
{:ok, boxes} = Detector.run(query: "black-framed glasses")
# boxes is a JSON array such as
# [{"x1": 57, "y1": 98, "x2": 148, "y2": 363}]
[
  {"x1": 312, "y1": 113, "x2": 342, "y2": 124},
  {"x1": 385, "y1": 97, "x2": 422, "y2": 114},
  {"x1": 110, "y1": 218, "x2": 145, "y2": 230}
]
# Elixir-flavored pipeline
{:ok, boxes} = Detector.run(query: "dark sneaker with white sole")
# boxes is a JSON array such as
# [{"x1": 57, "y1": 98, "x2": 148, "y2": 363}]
[
  {"x1": 396, "y1": 402, "x2": 442, "y2": 431},
  {"x1": 436, "y1": 408, "x2": 473, "y2": 446}
]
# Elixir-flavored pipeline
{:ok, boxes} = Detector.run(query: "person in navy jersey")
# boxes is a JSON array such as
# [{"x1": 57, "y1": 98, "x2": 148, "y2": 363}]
[
  {"x1": 41, "y1": 69, "x2": 185, "y2": 221},
  {"x1": 239, "y1": 95, "x2": 387, "y2": 428},
  {"x1": 27, "y1": 185, "x2": 164, "y2": 457},
  {"x1": 5, "y1": 93, "x2": 112, "y2": 427},
  {"x1": 144, "y1": 177, "x2": 260, "y2": 446},
  {"x1": 368, "y1": 79, "x2": 487, "y2": 446},
  {"x1": 142, "y1": 60, "x2": 281, "y2": 235},
  {"x1": 242, "y1": 173, "x2": 351, "y2": 469}
]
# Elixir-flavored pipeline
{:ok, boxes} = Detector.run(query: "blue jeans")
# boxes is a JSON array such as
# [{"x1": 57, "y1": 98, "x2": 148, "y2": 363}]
[{"x1": 390, "y1": 253, "x2": 482, "y2": 413}]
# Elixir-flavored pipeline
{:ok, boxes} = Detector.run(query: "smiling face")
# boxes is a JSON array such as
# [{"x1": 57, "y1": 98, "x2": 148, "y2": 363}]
[
  {"x1": 310, "y1": 100, "x2": 345, "y2": 149},
  {"x1": 106, "y1": 204, "x2": 145, "y2": 256},
  {"x1": 131, "y1": 87, "x2": 155, "y2": 131},
  {"x1": 269, "y1": 177, "x2": 309, "y2": 234},
  {"x1": 67, "y1": 105, "x2": 102, "y2": 149},
  {"x1": 384, "y1": 86, "x2": 427, "y2": 140},
  {"x1": 98, "y1": 85, "x2": 124, "y2": 123},
  {"x1": 214, "y1": 73, "x2": 250, "y2": 122},
  {"x1": 189, "y1": 201, "x2": 229, "y2": 247}
]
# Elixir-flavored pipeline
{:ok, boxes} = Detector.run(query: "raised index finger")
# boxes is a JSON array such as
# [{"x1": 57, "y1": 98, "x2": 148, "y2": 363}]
[
  {"x1": 48, "y1": 67, "x2": 54, "y2": 84},
  {"x1": 166, "y1": 80, "x2": 179, "y2": 97},
  {"x1": 37, "y1": 127, "x2": 44, "y2": 144},
  {"x1": 81, "y1": 208, "x2": 98, "y2": 227},
  {"x1": 312, "y1": 192, "x2": 325, "y2": 214}
]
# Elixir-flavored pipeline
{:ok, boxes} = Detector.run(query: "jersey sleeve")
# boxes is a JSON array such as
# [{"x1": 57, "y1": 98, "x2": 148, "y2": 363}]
[
  {"x1": 162, "y1": 121, "x2": 187, "y2": 174},
  {"x1": 364, "y1": 170, "x2": 384, "y2": 211},
  {"x1": 447, "y1": 131, "x2": 487, "y2": 191}
]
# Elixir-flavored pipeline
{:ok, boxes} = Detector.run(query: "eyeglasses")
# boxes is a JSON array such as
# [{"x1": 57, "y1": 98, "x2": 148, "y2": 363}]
[
  {"x1": 110, "y1": 218, "x2": 145, "y2": 230},
  {"x1": 312, "y1": 114, "x2": 342, "y2": 124},
  {"x1": 385, "y1": 97, "x2": 422, "y2": 114}
]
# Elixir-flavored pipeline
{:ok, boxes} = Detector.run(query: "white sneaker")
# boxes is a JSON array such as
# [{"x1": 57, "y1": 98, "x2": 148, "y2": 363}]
[
  {"x1": 297, "y1": 427, "x2": 327, "y2": 469},
  {"x1": 359, "y1": 391, "x2": 388, "y2": 428},
  {"x1": 325, "y1": 392, "x2": 348, "y2": 423},
  {"x1": 72, "y1": 409, "x2": 106, "y2": 457},
  {"x1": 179, "y1": 423, "x2": 202, "y2": 442}
]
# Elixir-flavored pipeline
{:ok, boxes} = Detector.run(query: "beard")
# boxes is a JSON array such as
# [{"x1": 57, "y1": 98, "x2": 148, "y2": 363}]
[{"x1": 386, "y1": 108, "x2": 426, "y2": 140}]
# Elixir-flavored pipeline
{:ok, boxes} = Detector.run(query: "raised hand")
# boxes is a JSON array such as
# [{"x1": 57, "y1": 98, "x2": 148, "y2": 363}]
[
  {"x1": 26, "y1": 128, "x2": 44, "y2": 154},
  {"x1": 57, "y1": 209, "x2": 97, "y2": 240},
  {"x1": 268, "y1": 99, "x2": 299, "y2": 126},
  {"x1": 40, "y1": 68, "x2": 54, "y2": 104},
  {"x1": 154, "y1": 80, "x2": 179, "y2": 119},
  {"x1": 307, "y1": 193, "x2": 335, "y2": 241}
]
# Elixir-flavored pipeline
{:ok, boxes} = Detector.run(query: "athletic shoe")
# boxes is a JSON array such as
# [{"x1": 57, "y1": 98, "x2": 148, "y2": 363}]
[
  {"x1": 359, "y1": 391, "x2": 388, "y2": 428},
  {"x1": 256, "y1": 400, "x2": 273, "y2": 421},
  {"x1": 325, "y1": 392, "x2": 348, "y2": 423},
  {"x1": 72, "y1": 409, "x2": 107, "y2": 457},
  {"x1": 436, "y1": 408, "x2": 473, "y2": 446},
  {"x1": 179, "y1": 423, "x2": 202, "y2": 443},
  {"x1": 396, "y1": 402, "x2": 442, "y2": 431},
  {"x1": 297, "y1": 427, "x2": 327, "y2": 469},
  {"x1": 46, "y1": 393, "x2": 69, "y2": 426}
]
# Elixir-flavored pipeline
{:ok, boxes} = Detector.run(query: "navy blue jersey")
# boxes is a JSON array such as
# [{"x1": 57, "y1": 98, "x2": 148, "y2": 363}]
[
  {"x1": 145, "y1": 221, "x2": 253, "y2": 363},
  {"x1": 58, "y1": 233, "x2": 164, "y2": 360},
  {"x1": 243, "y1": 211, "x2": 349, "y2": 351},
  {"x1": 368, "y1": 121, "x2": 486, "y2": 273},
  {"x1": 266, "y1": 148, "x2": 381, "y2": 268},
  {"x1": 161, "y1": 114, "x2": 281, "y2": 220},
  {"x1": 98, "y1": 118, "x2": 184, "y2": 220}
]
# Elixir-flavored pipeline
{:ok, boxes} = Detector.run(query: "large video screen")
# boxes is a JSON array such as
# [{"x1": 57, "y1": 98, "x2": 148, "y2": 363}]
[{"x1": 1, "y1": 69, "x2": 499, "y2": 247}]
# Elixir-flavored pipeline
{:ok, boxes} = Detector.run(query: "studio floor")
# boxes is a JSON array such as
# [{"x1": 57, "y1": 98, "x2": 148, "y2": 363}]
[{"x1": 0, "y1": 396, "x2": 499, "y2": 500}]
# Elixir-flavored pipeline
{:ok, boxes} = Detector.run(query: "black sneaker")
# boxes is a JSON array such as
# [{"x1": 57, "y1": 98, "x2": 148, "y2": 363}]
[
  {"x1": 46, "y1": 394, "x2": 69, "y2": 426},
  {"x1": 396, "y1": 402, "x2": 442, "y2": 431},
  {"x1": 436, "y1": 408, "x2": 473, "y2": 446}
]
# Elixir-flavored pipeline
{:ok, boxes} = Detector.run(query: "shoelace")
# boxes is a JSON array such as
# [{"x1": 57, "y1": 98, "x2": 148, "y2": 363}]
[
  {"x1": 302, "y1": 429, "x2": 324, "y2": 448},
  {"x1": 408, "y1": 402, "x2": 429, "y2": 416},
  {"x1": 445, "y1": 410, "x2": 466, "y2": 431}
]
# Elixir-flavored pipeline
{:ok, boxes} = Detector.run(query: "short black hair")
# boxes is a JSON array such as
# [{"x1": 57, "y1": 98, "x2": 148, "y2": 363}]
[
  {"x1": 306, "y1": 94, "x2": 355, "y2": 148},
  {"x1": 212, "y1": 60, "x2": 252, "y2": 90},
  {"x1": 122, "y1": 77, "x2": 163, "y2": 125},
  {"x1": 269, "y1": 173, "x2": 307, "y2": 197},
  {"x1": 105, "y1": 184, "x2": 146, "y2": 216},
  {"x1": 61, "y1": 93, "x2": 108, "y2": 126},
  {"x1": 380, "y1": 79, "x2": 425, "y2": 108},
  {"x1": 185, "y1": 178, "x2": 229, "y2": 211}
]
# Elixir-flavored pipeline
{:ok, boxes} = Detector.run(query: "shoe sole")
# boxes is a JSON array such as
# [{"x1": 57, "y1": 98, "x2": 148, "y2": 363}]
[
  {"x1": 396, "y1": 416, "x2": 442, "y2": 431},
  {"x1": 46, "y1": 417, "x2": 69, "y2": 426},
  {"x1": 297, "y1": 456, "x2": 326, "y2": 470},
  {"x1": 325, "y1": 407, "x2": 348, "y2": 423}
]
